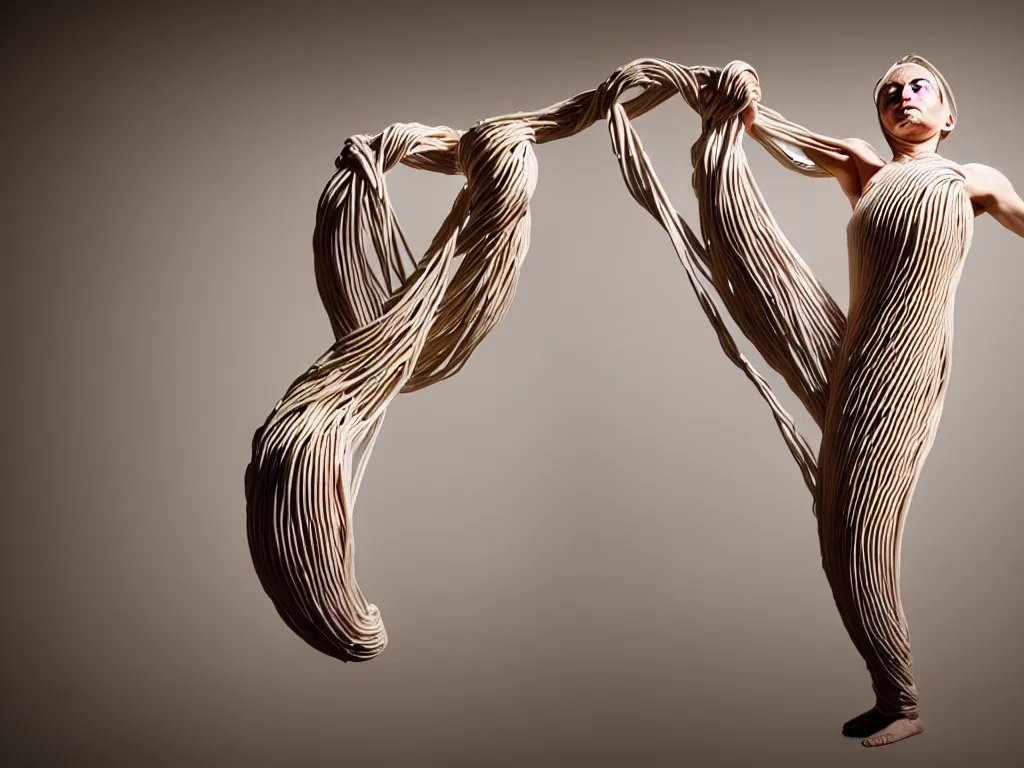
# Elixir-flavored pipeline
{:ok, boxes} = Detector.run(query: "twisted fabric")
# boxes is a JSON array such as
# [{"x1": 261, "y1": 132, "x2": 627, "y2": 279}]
[{"x1": 244, "y1": 56, "x2": 967, "y2": 719}]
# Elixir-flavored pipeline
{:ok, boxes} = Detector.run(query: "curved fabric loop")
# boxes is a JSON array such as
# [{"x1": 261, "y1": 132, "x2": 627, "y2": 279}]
[
  {"x1": 246, "y1": 56, "x2": 860, "y2": 660},
  {"x1": 313, "y1": 124, "x2": 463, "y2": 339},
  {"x1": 405, "y1": 120, "x2": 539, "y2": 390},
  {"x1": 246, "y1": 119, "x2": 538, "y2": 661},
  {"x1": 245, "y1": 194, "x2": 465, "y2": 661}
]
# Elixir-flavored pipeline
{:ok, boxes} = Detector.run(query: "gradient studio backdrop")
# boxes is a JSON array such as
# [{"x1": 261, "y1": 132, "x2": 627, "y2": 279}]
[{"x1": 2, "y1": 1, "x2": 1022, "y2": 766}]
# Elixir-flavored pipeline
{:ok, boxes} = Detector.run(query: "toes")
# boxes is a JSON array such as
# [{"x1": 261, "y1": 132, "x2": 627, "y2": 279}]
[{"x1": 859, "y1": 719, "x2": 923, "y2": 747}]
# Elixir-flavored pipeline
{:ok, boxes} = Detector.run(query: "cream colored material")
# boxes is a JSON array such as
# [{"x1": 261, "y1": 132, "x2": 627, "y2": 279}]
[
  {"x1": 243, "y1": 57, "x2": 970, "y2": 721},
  {"x1": 818, "y1": 154, "x2": 971, "y2": 717}
]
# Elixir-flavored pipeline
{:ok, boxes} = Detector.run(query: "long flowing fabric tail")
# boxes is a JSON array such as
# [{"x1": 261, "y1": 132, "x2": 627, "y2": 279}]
[
  {"x1": 245, "y1": 119, "x2": 538, "y2": 660},
  {"x1": 603, "y1": 60, "x2": 847, "y2": 495},
  {"x1": 245, "y1": 57, "x2": 852, "y2": 659}
]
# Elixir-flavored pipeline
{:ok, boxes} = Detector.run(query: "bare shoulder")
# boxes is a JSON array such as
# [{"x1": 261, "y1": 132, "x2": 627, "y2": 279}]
[
  {"x1": 958, "y1": 163, "x2": 1024, "y2": 232},
  {"x1": 841, "y1": 138, "x2": 887, "y2": 197},
  {"x1": 959, "y1": 162, "x2": 1016, "y2": 205},
  {"x1": 842, "y1": 138, "x2": 886, "y2": 166},
  {"x1": 960, "y1": 162, "x2": 1012, "y2": 190}
]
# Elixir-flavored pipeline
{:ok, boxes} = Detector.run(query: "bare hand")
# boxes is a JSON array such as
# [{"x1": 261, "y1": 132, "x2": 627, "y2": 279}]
[{"x1": 742, "y1": 88, "x2": 761, "y2": 133}]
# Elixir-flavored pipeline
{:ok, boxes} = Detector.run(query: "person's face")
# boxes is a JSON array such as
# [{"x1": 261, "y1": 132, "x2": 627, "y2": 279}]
[{"x1": 876, "y1": 63, "x2": 953, "y2": 142}]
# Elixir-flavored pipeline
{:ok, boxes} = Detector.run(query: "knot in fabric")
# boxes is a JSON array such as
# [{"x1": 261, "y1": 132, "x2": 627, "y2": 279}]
[{"x1": 700, "y1": 60, "x2": 760, "y2": 134}]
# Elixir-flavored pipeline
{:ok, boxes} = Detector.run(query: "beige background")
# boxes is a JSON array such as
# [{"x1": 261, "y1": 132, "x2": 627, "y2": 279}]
[{"x1": 3, "y1": 1, "x2": 1022, "y2": 765}]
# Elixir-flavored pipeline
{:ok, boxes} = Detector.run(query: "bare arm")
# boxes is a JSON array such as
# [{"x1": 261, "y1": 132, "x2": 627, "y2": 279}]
[
  {"x1": 800, "y1": 137, "x2": 887, "y2": 208},
  {"x1": 963, "y1": 163, "x2": 1024, "y2": 237},
  {"x1": 743, "y1": 99, "x2": 886, "y2": 208}
]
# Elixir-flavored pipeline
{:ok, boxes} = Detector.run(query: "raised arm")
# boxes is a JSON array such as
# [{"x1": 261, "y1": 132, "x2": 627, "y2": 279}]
[
  {"x1": 963, "y1": 163, "x2": 1024, "y2": 237},
  {"x1": 742, "y1": 95, "x2": 886, "y2": 209}
]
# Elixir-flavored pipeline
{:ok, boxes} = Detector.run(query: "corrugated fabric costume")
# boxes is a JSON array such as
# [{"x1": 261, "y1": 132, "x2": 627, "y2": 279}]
[{"x1": 244, "y1": 55, "x2": 974, "y2": 728}]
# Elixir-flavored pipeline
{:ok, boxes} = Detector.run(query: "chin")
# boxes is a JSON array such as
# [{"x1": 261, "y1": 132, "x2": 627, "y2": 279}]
[{"x1": 889, "y1": 123, "x2": 930, "y2": 141}]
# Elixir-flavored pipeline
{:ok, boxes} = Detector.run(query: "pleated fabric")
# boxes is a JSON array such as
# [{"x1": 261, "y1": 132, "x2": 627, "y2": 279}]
[
  {"x1": 245, "y1": 120, "x2": 538, "y2": 661},
  {"x1": 244, "y1": 55, "x2": 972, "y2": 702},
  {"x1": 816, "y1": 154, "x2": 973, "y2": 716}
]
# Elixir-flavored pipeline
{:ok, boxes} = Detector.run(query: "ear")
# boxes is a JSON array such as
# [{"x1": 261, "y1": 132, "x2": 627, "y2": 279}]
[{"x1": 937, "y1": 98, "x2": 955, "y2": 135}]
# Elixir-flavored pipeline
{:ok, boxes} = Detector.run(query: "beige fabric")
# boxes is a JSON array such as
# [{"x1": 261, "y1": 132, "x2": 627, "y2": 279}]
[
  {"x1": 243, "y1": 56, "x2": 970, "y2": 715},
  {"x1": 818, "y1": 154, "x2": 972, "y2": 716},
  {"x1": 245, "y1": 121, "x2": 536, "y2": 660}
]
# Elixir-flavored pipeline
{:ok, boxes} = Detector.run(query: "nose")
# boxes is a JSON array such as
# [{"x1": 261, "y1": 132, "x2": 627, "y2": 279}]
[{"x1": 902, "y1": 83, "x2": 916, "y2": 103}]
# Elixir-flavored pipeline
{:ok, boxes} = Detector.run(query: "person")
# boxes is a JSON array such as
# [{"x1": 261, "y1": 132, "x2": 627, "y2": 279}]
[{"x1": 742, "y1": 55, "x2": 1024, "y2": 748}]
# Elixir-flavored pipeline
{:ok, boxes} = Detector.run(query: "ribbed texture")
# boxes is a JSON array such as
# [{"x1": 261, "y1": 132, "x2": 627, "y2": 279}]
[
  {"x1": 243, "y1": 55, "x2": 973, "y2": 718},
  {"x1": 816, "y1": 155, "x2": 972, "y2": 716},
  {"x1": 245, "y1": 120, "x2": 538, "y2": 661}
]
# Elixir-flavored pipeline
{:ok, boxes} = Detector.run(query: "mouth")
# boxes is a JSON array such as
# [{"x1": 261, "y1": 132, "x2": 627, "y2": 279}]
[{"x1": 894, "y1": 107, "x2": 920, "y2": 124}]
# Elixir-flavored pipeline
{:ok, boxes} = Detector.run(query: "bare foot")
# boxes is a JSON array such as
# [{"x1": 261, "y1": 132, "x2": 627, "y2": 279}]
[
  {"x1": 861, "y1": 716, "x2": 924, "y2": 748},
  {"x1": 842, "y1": 706, "x2": 898, "y2": 738}
]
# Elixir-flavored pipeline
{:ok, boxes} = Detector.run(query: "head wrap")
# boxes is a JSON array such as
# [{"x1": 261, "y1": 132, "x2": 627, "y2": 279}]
[{"x1": 873, "y1": 54, "x2": 957, "y2": 140}]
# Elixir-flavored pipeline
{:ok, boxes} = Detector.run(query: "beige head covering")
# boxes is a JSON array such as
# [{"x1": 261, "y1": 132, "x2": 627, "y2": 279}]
[{"x1": 873, "y1": 54, "x2": 958, "y2": 141}]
